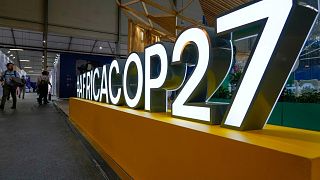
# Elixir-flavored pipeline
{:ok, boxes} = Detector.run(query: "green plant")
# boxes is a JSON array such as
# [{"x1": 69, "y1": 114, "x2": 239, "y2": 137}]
[
  {"x1": 279, "y1": 88, "x2": 296, "y2": 102},
  {"x1": 296, "y1": 91, "x2": 320, "y2": 103},
  {"x1": 212, "y1": 86, "x2": 231, "y2": 99},
  {"x1": 279, "y1": 89, "x2": 320, "y2": 103},
  {"x1": 229, "y1": 71, "x2": 242, "y2": 86}
]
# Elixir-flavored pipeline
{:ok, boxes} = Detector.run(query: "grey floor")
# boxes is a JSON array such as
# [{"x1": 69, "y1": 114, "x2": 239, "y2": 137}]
[{"x1": 0, "y1": 93, "x2": 105, "y2": 180}]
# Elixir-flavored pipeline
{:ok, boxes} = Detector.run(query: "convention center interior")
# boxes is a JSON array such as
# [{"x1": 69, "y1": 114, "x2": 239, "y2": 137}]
[{"x1": 0, "y1": 0, "x2": 320, "y2": 179}]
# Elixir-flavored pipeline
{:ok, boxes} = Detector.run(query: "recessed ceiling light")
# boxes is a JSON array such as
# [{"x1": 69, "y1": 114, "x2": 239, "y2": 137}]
[
  {"x1": 10, "y1": 54, "x2": 13, "y2": 56},
  {"x1": 99, "y1": 46, "x2": 103, "y2": 50},
  {"x1": 24, "y1": 67, "x2": 32, "y2": 69},
  {"x1": 20, "y1": 60, "x2": 30, "y2": 62},
  {"x1": 9, "y1": 48, "x2": 23, "y2": 51},
  {"x1": 7, "y1": 51, "x2": 10, "y2": 53},
  {"x1": 13, "y1": 57, "x2": 16, "y2": 59},
  {"x1": 28, "y1": 70, "x2": 34, "y2": 73},
  {"x1": 43, "y1": 40, "x2": 46, "y2": 43}
]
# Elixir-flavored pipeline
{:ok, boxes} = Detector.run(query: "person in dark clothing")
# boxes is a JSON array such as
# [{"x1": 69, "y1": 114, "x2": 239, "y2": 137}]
[
  {"x1": 37, "y1": 71, "x2": 51, "y2": 105},
  {"x1": 18, "y1": 75, "x2": 26, "y2": 99},
  {"x1": 0, "y1": 63, "x2": 19, "y2": 110}
]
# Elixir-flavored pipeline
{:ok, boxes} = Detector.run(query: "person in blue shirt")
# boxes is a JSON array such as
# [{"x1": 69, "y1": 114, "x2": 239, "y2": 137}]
[{"x1": 0, "y1": 63, "x2": 19, "y2": 110}]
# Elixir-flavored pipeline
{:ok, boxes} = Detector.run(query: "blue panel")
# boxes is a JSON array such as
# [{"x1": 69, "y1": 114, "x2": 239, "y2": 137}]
[
  {"x1": 59, "y1": 53, "x2": 113, "y2": 98},
  {"x1": 311, "y1": 65, "x2": 320, "y2": 79},
  {"x1": 295, "y1": 68, "x2": 311, "y2": 80}
]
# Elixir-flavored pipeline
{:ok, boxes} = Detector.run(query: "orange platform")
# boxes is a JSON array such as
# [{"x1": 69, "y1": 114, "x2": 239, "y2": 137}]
[{"x1": 69, "y1": 98, "x2": 320, "y2": 180}]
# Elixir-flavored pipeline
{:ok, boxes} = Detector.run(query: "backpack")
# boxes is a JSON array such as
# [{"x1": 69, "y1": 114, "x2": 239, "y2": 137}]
[
  {"x1": 19, "y1": 78, "x2": 26, "y2": 87},
  {"x1": 22, "y1": 78, "x2": 26, "y2": 84},
  {"x1": 39, "y1": 76, "x2": 49, "y2": 86},
  {"x1": 4, "y1": 70, "x2": 17, "y2": 78}
]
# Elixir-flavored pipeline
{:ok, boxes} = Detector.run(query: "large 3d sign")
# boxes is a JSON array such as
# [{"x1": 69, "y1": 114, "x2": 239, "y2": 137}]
[{"x1": 77, "y1": 0, "x2": 318, "y2": 131}]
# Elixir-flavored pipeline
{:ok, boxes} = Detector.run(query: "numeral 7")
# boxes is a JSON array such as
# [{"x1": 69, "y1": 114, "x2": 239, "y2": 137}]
[{"x1": 217, "y1": 0, "x2": 318, "y2": 130}]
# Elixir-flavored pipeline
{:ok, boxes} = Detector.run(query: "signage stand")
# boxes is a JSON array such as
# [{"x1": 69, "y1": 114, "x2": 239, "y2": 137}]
[{"x1": 70, "y1": 98, "x2": 320, "y2": 180}]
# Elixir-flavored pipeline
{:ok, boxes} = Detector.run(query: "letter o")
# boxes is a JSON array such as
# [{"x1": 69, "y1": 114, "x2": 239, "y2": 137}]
[{"x1": 123, "y1": 53, "x2": 144, "y2": 108}]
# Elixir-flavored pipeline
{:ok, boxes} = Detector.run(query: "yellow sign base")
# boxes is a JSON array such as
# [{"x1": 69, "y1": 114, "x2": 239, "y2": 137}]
[{"x1": 69, "y1": 98, "x2": 320, "y2": 180}]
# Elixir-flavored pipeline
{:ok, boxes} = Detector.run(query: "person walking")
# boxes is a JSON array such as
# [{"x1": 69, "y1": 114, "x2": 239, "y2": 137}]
[
  {"x1": 18, "y1": 75, "x2": 26, "y2": 99},
  {"x1": 37, "y1": 71, "x2": 51, "y2": 105},
  {"x1": 0, "y1": 63, "x2": 19, "y2": 110}
]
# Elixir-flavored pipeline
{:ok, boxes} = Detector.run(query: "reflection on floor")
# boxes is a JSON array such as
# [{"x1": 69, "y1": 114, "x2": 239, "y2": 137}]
[{"x1": 0, "y1": 93, "x2": 105, "y2": 179}]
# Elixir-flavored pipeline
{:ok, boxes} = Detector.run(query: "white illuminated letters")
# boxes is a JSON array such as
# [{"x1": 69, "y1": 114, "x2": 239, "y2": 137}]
[
  {"x1": 123, "y1": 53, "x2": 144, "y2": 108},
  {"x1": 171, "y1": 28, "x2": 211, "y2": 122},
  {"x1": 86, "y1": 71, "x2": 91, "y2": 100},
  {"x1": 79, "y1": 75, "x2": 83, "y2": 98},
  {"x1": 217, "y1": 0, "x2": 292, "y2": 128},
  {"x1": 90, "y1": 70, "x2": 94, "y2": 101},
  {"x1": 92, "y1": 68, "x2": 101, "y2": 101},
  {"x1": 144, "y1": 43, "x2": 168, "y2": 111},
  {"x1": 99, "y1": 65, "x2": 109, "y2": 103},
  {"x1": 76, "y1": 75, "x2": 81, "y2": 98},
  {"x1": 108, "y1": 60, "x2": 122, "y2": 105},
  {"x1": 82, "y1": 74, "x2": 86, "y2": 99},
  {"x1": 75, "y1": 0, "x2": 317, "y2": 131}
]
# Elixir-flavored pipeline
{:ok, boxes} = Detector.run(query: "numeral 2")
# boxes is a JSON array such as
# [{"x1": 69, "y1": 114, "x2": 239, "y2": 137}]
[{"x1": 171, "y1": 27, "x2": 232, "y2": 123}]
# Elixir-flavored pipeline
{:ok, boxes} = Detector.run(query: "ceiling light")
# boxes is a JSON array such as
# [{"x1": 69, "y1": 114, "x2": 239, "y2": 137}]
[
  {"x1": 28, "y1": 70, "x2": 34, "y2": 73},
  {"x1": 24, "y1": 67, "x2": 32, "y2": 69},
  {"x1": 9, "y1": 48, "x2": 23, "y2": 51},
  {"x1": 43, "y1": 40, "x2": 46, "y2": 43},
  {"x1": 99, "y1": 46, "x2": 103, "y2": 50},
  {"x1": 7, "y1": 51, "x2": 10, "y2": 53},
  {"x1": 13, "y1": 57, "x2": 16, "y2": 59},
  {"x1": 10, "y1": 54, "x2": 13, "y2": 57},
  {"x1": 20, "y1": 60, "x2": 30, "y2": 62}
]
